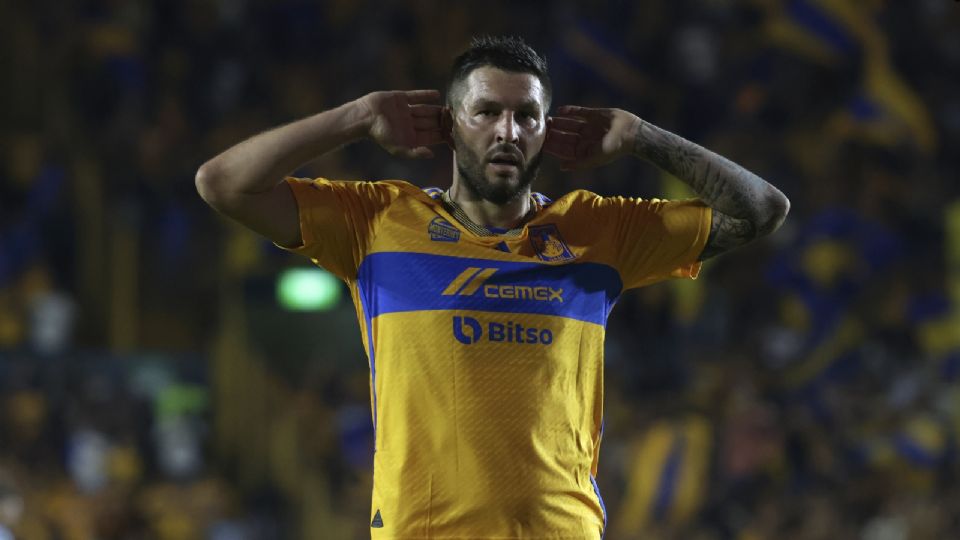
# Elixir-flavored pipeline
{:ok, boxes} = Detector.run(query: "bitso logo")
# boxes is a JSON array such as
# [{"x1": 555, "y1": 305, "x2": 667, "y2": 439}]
[
  {"x1": 442, "y1": 267, "x2": 564, "y2": 303},
  {"x1": 452, "y1": 316, "x2": 483, "y2": 344},
  {"x1": 452, "y1": 316, "x2": 553, "y2": 346}
]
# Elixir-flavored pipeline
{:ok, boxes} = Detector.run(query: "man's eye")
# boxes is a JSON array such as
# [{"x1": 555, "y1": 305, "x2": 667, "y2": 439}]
[{"x1": 478, "y1": 110, "x2": 495, "y2": 116}]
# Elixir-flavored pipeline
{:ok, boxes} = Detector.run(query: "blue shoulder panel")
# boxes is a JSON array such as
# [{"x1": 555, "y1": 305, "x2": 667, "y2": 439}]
[{"x1": 422, "y1": 187, "x2": 444, "y2": 199}]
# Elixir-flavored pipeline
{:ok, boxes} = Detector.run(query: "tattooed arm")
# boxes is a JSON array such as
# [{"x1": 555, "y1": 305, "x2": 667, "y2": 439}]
[
  {"x1": 632, "y1": 120, "x2": 790, "y2": 260},
  {"x1": 545, "y1": 106, "x2": 790, "y2": 260}
]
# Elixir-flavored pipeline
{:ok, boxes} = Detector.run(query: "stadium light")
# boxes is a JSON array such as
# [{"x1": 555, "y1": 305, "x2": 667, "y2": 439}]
[{"x1": 277, "y1": 267, "x2": 341, "y2": 311}]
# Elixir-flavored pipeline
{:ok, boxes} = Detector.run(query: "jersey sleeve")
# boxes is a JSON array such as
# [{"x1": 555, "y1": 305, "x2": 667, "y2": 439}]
[
  {"x1": 276, "y1": 177, "x2": 398, "y2": 280},
  {"x1": 597, "y1": 195, "x2": 712, "y2": 290}
]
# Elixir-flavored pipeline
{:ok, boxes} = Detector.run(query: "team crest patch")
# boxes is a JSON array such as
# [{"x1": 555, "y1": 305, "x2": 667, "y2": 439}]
[
  {"x1": 529, "y1": 224, "x2": 575, "y2": 262},
  {"x1": 429, "y1": 217, "x2": 460, "y2": 242}
]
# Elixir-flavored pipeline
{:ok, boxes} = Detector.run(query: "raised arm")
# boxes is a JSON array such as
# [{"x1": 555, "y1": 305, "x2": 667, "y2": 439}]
[
  {"x1": 630, "y1": 119, "x2": 789, "y2": 260},
  {"x1": 545, "y1": 106, "x2": 790, "y2": 260},
  {"x1": 195, "y1": 90, "x2": 446, "y2": 247}
]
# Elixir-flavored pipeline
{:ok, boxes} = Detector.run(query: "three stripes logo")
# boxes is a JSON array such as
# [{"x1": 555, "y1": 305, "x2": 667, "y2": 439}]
[
  {"x1": 442, "y1": 267, "x2": 564, "y2": 303},
  {"x1": 442, "y1": 267, "x2": 499, "y2": 297},
  {"x1": 371, "y1": 509, "x2": 384, "y2": 528}
]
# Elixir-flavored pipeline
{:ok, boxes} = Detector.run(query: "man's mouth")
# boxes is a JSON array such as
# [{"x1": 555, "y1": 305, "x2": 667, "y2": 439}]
[{"x1": 488, "y1": 152, "x2": 522, "y2": 169}]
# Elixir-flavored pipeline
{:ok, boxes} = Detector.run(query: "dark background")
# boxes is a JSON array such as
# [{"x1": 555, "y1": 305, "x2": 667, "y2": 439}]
[{"x1": 1, "y1": 0, "x2": 959, "y2": 538}]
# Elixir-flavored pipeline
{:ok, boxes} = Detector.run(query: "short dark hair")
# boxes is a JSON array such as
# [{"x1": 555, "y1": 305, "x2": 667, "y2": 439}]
[{"x1": 446, "y1": 35, "x2": 552, "y2": 111}]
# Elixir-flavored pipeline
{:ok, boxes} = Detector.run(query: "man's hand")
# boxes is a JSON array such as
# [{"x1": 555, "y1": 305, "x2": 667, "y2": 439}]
[
  {"x1": 544, "y1": 106, "x2": 642, "y2": 171},
  {"x1": 355, "y1": 90, "x2": 450, "y2": 159}
]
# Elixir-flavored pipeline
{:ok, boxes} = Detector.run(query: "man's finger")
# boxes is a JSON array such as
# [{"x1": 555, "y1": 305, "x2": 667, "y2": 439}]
[
  {"x1": 395, "y1": 146, "x2": 435, "y2": 159},
  {"x1": 556, "y1": 105, "x2": 596, "y2": 116},
  {"x1": 580, "y1": 123, "x2": 610, "y2": 141},
  {"x1": 560, "y1": 159, "x2": 597, "y2": 172},
  {"x1": 577, "y1": 139, "x2": 601, "y2": 159},
  {"x1": 559, "y1": 160, "x2": 578, "y2": 172},
  {"x1": 552, "y1": 118, "x2": 609, "y2": 144},
  {"x1": 543, "y1": 136, "x2": 576, "y2": 159},
  {"x1": 556, "y1": 106, "x2": 609, "y2": 124},
  {"x1": 549, "y1": 117, "x2": 588, "y2": 133},
  {"x1": 413, "y1": 116, "x2": 441, "y2": 129},
  {"x1": 410, "y1": 146, "x2": 435, "y2": 159},
  {"x1": 410, "y1": 104, "x2": 443, "y2": 117},
  {"x1": 415, "y1": 130, "x2": 446, "y2": 147},
  {"x1": 405, "y1": 90, "x2": 442, "y2": 104},
  {"x1": 545, "y1": 128, "x2": 579, "y2": 147}
]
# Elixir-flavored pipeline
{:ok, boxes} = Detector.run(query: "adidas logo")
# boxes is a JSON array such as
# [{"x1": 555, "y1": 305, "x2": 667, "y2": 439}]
[{"x1": 371, "y1": 509, "x2": 384, "y2": 528}]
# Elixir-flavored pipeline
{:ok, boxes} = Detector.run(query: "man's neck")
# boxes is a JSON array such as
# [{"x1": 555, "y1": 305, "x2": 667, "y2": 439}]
[{"x1": 447, "y1": 181, "x2": 532, "y2": 231}]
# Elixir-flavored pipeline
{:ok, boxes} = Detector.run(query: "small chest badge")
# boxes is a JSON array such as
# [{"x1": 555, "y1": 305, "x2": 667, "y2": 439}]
[
  {"x1": 429, "y1": 217, "x2": 460, "y2": 242},
  {"x1": 529, "y1": 224, "x2": 575, "y2": 262}
]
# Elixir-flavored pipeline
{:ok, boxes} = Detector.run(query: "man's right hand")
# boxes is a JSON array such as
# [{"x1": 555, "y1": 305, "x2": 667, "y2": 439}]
[
  {"x1": 196, "y1": 90, "x2": 451, "y2": 249},
  {"x1": 355, "y1": 90, "x2": 449, "y2": 159}
]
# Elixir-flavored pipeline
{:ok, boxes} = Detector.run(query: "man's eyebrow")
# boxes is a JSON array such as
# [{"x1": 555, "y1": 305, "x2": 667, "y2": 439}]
[
  {"x1": 517, "y1": 100, "x2": 542, "y2": 112},
  {"x1": 471, "y1": 98, "x2": 542, "y2": 112},
  {"x1": 471, "y1": 99, "x2": 502, "y2": 110}
]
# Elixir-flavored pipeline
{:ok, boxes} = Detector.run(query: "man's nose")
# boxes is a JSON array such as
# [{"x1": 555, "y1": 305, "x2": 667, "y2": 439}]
[{"x1": 495, "y1": 113, "x2": 520, "y2": 144}]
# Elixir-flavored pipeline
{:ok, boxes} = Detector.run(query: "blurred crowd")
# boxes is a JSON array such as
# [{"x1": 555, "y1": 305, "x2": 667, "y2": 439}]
[{"x1": 2, "y1": 0, "x2": 959, "y2": 538}]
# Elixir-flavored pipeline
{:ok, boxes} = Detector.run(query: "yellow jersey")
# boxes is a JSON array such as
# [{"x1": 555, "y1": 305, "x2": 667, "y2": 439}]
[{"x1": 281, "y1": 177, "x2": 711, "y2": 539}]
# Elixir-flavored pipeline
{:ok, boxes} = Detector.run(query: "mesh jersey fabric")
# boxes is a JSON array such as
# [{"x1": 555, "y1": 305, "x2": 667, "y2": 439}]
[{"x1": 279, "y1": 177, "x2": 712, "y2": 540}]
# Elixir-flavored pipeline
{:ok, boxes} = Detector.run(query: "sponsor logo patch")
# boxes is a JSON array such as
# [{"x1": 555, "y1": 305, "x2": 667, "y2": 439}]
[
  {"x1": 429, "y1": 217, "x2": 460, "y2": 242},
  {"x1": 442, "y1": 268, "x2": 564, "y2": 303},
  {"x1": 453, "y1": 316, "x2": 554, "y2": 346}
]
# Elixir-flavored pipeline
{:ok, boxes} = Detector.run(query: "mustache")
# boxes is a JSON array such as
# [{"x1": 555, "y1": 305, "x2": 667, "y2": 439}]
[{"x1": 486, "y1": 144, "x2": 524, "y2": 164}]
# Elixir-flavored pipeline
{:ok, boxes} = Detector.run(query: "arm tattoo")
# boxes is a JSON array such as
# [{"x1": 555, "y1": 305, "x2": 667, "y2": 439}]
[
  {"x1": 699, "y1": 211, "x2": 756, "y2": 261},
  {"x1": 633, "y1": 120, "x2": 788, "y2": 258}
]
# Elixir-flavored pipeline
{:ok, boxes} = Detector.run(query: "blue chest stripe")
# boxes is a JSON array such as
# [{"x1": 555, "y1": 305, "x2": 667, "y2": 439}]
[{"x1": 356, "y1": 252, "x2": 622, "y2": 326}]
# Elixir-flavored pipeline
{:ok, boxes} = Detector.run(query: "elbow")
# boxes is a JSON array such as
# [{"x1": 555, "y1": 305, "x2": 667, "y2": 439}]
[
  {"x1": 758, "y1": 190, "x2": 790, "y2": 237},
  {"x1": 195, "y1": 161, "x2": 223, "y2": 207}
]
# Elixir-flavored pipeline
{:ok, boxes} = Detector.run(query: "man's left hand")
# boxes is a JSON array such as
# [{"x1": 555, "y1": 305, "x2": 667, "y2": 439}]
[{"x1": 544, "y1": 106, "x2": 641, "y2": 171}]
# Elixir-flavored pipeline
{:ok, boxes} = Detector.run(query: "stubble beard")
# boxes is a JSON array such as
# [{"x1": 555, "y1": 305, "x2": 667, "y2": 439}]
[{"x1": 452, "y1": 129, "x2": 543, "y2": 206}]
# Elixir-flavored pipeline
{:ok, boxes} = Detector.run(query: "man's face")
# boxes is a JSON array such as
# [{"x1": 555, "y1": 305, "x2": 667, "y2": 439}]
[{"x1": 450, "y1": 67, "x2": 548, "y2": 205}]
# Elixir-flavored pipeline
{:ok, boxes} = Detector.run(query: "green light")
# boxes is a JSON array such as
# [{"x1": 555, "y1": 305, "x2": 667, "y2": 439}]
[{"x1": 277, "y1": 268, "x2": 341, "y2": 311}]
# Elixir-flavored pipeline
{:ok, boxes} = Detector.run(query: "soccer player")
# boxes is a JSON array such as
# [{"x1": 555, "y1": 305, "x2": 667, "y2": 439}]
[{"x1": 196, "y1": 36, "x2": 789, "y2": 539}]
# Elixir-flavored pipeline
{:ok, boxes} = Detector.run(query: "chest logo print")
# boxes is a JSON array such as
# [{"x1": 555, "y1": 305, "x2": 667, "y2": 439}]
[
  {"x1": 453, "y1": 315, "x2": 554, "y2": 346},
  {"x1": 428, "y1": 217, "x2": 460, "y2": 242},
  {"x1": 442, "y1": 267, "x2": 564, "y2": 303},
  {"x1": 442, "y1": 267, "x2": 498, "y2": 296},
  {"x1": 529, "y1": 224, "x2": 575, "y2": 262}
]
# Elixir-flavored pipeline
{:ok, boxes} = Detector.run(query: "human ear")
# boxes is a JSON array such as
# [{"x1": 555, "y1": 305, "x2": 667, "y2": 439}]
[{"x1": 442, "y1": 107, "x2": 454, "y2": 149}]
